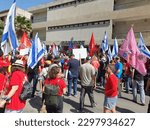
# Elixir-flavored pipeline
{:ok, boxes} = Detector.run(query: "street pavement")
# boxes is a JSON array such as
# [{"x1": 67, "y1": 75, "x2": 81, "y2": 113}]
[{"x1": 24, "y1": 83, "x2": 149, "y2": 113}]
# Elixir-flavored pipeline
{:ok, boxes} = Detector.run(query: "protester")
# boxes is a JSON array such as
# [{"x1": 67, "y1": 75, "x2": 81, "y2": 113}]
[
  {"x1": 146, "y1": 78, "x2": 150, "y2": 113},
  {"x1": 132, "y1": 69, "x2": 145, "y2": 105},
  {"x1": 27, "y1": 61, "x2": 41, "y2": 97},
  {"x1": 103, "y1": 64, "x2": 118, "y2": 113},
  {"x1": 0, "y1": 60, "x2": 27, "y2": 113},
  {"x1": 79, "y1": 56, "x2": 96, "y2": 112},
  {"x1": 114, "y1": 56, "x2": 123, "y2": 97},
  {"x1": 124, "y1": 61, "x2": 132, "y2": 93},
  {"x1": 44, "y1": 66, "x2": 66, "y2": 113},
  {"x1": 63, "y1": 56, "x2": 69, "y2": 79},
  {"x1": 0, "y1": 49, "x2": 10, "y2": 113},
  {"x1": 67, "y1": 54, "x2": 80, "y2": 97},
  {"x1": 98, "y1": 54, "x2": 107, "y2": 87},
  {"x1": 91, "y1": 55, "x2": 100, "y2": 83}
]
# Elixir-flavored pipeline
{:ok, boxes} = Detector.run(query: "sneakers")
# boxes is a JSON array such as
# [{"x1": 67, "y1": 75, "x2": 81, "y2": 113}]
[
  {"x1": 141, "y1": 103, "x2": 145, "y2": 106},
  {"x1": 74, "y1": 94, "x2": 77, "y2": 98},
  {"x1": 91, "y1": 103, "x2": 97, "y2": 108}
]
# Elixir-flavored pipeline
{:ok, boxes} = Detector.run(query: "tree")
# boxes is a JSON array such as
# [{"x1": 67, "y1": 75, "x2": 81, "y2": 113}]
[{"x1": 15, "y1": 16, "x2": 32, "y2": 39}]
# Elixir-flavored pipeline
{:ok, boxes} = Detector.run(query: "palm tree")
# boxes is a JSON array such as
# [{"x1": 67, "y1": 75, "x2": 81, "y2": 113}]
[
  {"x1": 15, "y1": 16, "x2": 32, "y2": 39},
  {"x1": 0, "y1": 20, "x2": 4, "y2": 41}
]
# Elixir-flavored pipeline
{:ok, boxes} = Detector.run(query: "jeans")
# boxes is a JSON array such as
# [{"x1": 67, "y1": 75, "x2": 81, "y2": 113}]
[
  {"x1": 132, "y1": 80, "x2": 145, "y2": 104},
  {"x1": 124, "y1": 76, "x2": 131, "y2": 93},
  {"x1": 68, "y1": 75, "x2": 78, "y2": 96},
  {"x1": 79, "y1": 86, "x2": 95, "y2": 111},
  {"x1": 118, "y1": 79, "x2": 122, "y2": 97},
  {"x1": 28, "y1": 73, "x2": 39, "y2": 97}
]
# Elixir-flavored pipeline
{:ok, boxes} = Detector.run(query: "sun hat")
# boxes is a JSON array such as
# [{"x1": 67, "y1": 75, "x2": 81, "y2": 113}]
[{"x1": 12, "y1": 60, "x2": 24, "y2": 68}]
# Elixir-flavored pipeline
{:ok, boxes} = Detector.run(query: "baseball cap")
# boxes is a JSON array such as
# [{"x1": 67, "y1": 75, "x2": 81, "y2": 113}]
[{"x1": 86, "y1": 56, "x2": 91, "y2": 61}]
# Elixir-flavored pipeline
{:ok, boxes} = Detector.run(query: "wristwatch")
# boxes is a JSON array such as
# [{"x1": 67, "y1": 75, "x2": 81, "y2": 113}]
[{"x1": 3, "y1": 97, "x2": 11, "y2": 102}]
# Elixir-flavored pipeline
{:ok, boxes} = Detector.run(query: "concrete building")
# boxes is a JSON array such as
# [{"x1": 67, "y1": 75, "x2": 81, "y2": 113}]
[
  {"x1": 28, "y1": 0, "x2": 150, "y2": 46},
  {"x1": 0, "y1": 7, "x2": 32, "y2": 21}
]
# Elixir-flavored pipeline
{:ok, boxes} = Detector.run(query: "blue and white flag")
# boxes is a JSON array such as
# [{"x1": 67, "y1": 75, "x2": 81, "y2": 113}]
[
  {"x1": 52, "y1": 44, "x2": 59, "y2": 56},
  {"x1": 138, "y1": 32, "x2": 150, "y2": 59},
  {"x1": 27, "y1": 40, "x2": 37, "y2": 69},
  {"x1": 80, "y1": 43, "x2": 84, "y2": 48},
  {"x1": 112, "y1": 38, "x2": 118, "y2": 58},
  {"x1": 101, "y1": 31, "x2": 109, "y2": 53},
  {"x1": 107, "y1": 46, "x2": 112, "y2": 62},
  {"x1": 1, "y1": 0, "x2": 18, "y2": 52},
  {"x1": 4, "y1": 41, "x2": 11, "y2": 56},
  {"x1": 27, "y1": 33, "x2": 45, "y2": 69},
  {"x1": 36, "y1": 33, "x2": 45, "y2": 62}
]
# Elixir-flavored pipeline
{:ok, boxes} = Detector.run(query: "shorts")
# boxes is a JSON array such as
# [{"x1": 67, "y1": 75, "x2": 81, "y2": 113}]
[{"x1": 104, "y1": 96, "x2": 117, "y2": 110}]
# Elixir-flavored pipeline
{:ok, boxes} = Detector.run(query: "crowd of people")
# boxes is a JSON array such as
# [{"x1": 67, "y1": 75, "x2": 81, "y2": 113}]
[{"x1": 0, "y1": 47, "x2": 150, "y2": 113}]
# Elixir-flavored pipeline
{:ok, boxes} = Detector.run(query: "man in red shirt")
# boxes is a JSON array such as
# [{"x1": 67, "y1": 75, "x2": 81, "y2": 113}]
[{"x1": 104, "y1": 64, "x2": 118, "y2": 113}]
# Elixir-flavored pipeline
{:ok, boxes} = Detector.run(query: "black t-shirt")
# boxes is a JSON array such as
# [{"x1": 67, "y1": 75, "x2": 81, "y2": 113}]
[{"x1": 134, "y1": 70, "x2": 144, "y2": 81}]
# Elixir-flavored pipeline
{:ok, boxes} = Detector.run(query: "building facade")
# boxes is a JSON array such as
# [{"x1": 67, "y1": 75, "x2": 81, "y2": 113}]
[
  {"x1": 0, "y1": 7, "x2": 32, "y2": 21},
  {"x1": 28, "y1": 0, "x2": 150, "y2": 46}
]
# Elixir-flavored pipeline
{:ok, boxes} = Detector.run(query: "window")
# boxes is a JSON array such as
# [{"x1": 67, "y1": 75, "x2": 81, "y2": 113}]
[{"x1": 48, "y1": 20, "x2": 110, "y2": 31}]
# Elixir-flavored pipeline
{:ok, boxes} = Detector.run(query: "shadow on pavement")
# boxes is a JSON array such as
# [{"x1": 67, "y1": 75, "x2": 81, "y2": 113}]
[
  {"x1": 64, "y1": 97, "x2": 94, "y2": 113},
  {"x1": 28, "y1": 95, "x2": 42, "y2": 113},
  {"x1": 94, "y1": 87, "x2": 104, "y2": 94},
  {"x1": 116, "y1": 106, "x2": 135, "y2": 113}
]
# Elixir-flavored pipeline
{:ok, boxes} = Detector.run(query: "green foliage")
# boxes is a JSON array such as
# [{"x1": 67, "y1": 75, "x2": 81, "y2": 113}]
[
  {"x1": 0, "y1": 20, "x2": 4, "y2": 40},
  {"x1": 0, "y1": 16, "x2": 32, "y2": 41},
  {"x1": 15, "y1": 16, "x2": 32, "y2": 38}
]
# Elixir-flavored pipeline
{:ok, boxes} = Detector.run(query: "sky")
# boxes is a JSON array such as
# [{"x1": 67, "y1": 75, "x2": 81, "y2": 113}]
[{"x1": 0, "y1": 0, "x2": 54, "y2": 11}]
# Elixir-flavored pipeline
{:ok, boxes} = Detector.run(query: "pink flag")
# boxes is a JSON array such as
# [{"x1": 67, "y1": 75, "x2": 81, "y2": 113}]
[{"x1": 119, "y1": 27, "x2": 147, "y2": 76}]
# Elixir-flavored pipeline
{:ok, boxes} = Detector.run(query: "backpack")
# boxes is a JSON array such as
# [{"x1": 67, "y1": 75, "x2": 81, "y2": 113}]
[
  {"x1": 19, "y1": 76, "x2": 33, "y2": 100},
  {"x1": 44, "y1": 80, "x2": 59, "y2": 107}
]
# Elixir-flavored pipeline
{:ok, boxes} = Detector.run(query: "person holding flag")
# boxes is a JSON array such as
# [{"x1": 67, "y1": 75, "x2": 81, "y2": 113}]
[
  {"x1": 119, "y1": 27, "x2": 147, "y2": 104},
  {"x1": 27, "y1": 33, "x2": 45, "y2": 97}
]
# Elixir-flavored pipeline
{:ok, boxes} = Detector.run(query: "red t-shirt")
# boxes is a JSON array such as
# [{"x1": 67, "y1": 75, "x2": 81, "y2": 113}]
[
  {"x1": 63, "y1": 59, "x2": 69, "y2": 70},
  {"x1": 125, "y1": 63, "x2": 131, "y2": 76},
  {"x1": 0, "y1": 73, "x2": 5, "y2": 91},
  {"x1": 6, "y1": 71, "x2": 26, "y2": 110},
  {"x1": 44, "y1": 78, "x2": 66, "y2": 96},
  {"x1": 105, "y1": 74, "x2": 118, "y2": 97}
]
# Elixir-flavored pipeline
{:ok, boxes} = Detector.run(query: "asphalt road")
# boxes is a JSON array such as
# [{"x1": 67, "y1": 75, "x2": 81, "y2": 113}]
[{"x1": 24, "y1": 83, "x2": 149, "y2": 113}]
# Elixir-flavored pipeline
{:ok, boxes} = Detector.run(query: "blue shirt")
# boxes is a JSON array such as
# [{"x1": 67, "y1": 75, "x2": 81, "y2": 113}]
[
  {"x1": 68, "y1": 58, "x2": 80, "y2": 77},
  {"x1": 115, "y1": 62, "x2": 123, "y2": 79}
]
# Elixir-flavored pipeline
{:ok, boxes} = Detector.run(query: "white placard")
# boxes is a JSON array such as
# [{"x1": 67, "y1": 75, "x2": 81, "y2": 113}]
[
  {"x1": 19, "y1": 48, "x2": 29, "y2": 56},
  {"x1": 73, "y1": 48, "x2": 87, "y2": 59}
]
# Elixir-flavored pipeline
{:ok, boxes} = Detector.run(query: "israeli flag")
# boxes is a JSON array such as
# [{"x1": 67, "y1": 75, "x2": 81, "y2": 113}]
[
  {"x1": 80, "y1": 43, "x2": 84, "y2": 48},
  {"x1": 107, "y1": 46, "x2": 112, "y2": 62},
  {"x1": 138, "y1": 32, "x2": 150, "y2": 59},
  {"x1": 112, "y1": 38, "x2": 118, "y2": 58},
  {"x1": 101, "y1": 31, "x2": 109, "y2": 53},
  {"x1": 28, "y1": 33, "x2": 45, "y2": 69},
  {"x1": 36, "y1": 33, "x2": 45, "y2": 62},
  {"x1": 27, "y1": 39, "x2": 37, "y2": 69},
  {"x1": 1, "y1": 0, "x2": 18, "y2": 51}
]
